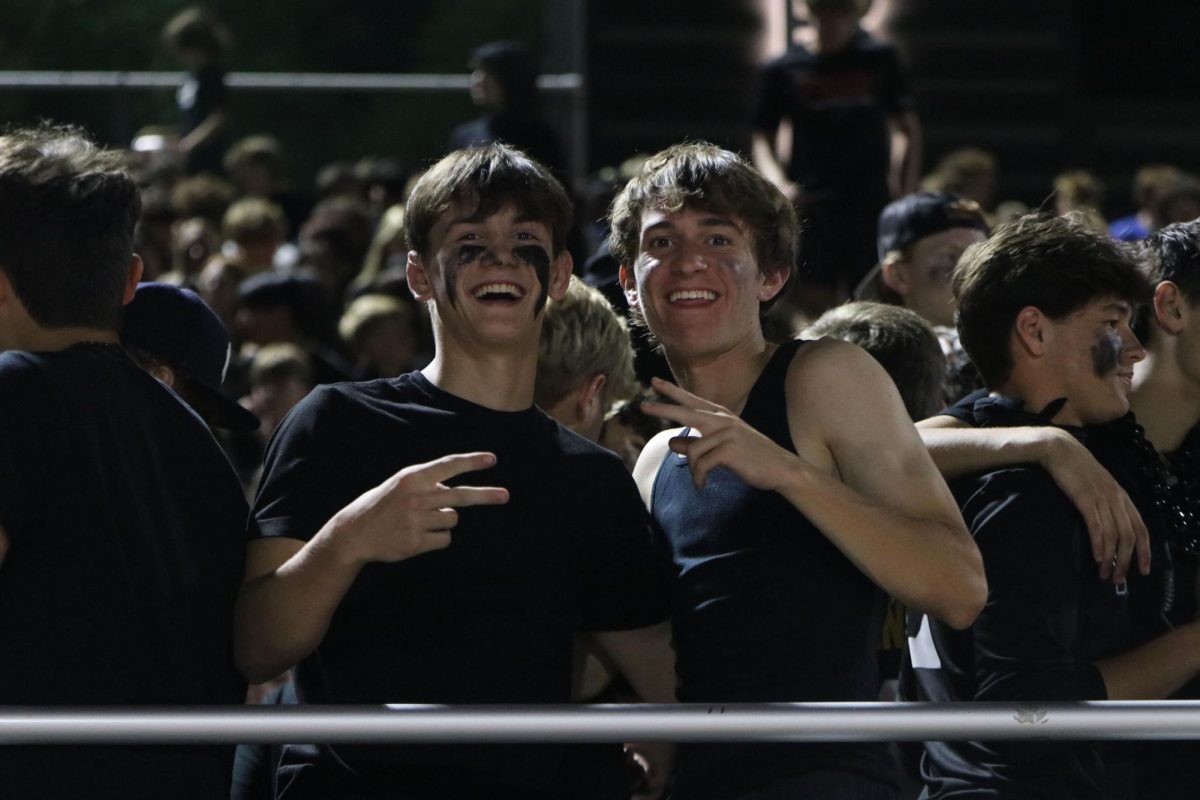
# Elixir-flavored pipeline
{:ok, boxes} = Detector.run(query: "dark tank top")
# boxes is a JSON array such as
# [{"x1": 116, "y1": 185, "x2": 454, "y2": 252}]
[{"x1": 651, "y1": 340, "x2": 896, "y2": 797}]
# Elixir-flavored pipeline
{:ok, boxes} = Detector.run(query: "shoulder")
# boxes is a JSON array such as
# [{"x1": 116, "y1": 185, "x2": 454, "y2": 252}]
[
  {"x1": 783, "y1": 336, "x2": 893, "y2": 408},
  {"x1": 632, "y1": 427, "x2": 681, "y2": 508}
]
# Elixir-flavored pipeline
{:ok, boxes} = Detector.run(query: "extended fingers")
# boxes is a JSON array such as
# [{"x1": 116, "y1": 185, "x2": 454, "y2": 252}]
[
  {"x1": 419, "y1": 452, "x2": 499, "y2": 484},
  {"x1": 436, "y1": 485, "x2": 510, "y2": 508}
]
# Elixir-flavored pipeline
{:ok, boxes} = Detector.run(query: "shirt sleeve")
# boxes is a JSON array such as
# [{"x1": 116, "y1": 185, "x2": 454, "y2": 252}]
[
  {"x1": 876, "y1": 45, "x2": 915, "y2": 115},
  {"x1": 577, "y1": 455, "x2": 670, "y2": 632},
  {"x1": 250, "y1": 385, "x2": 356, "y2": 543},
  {"x1": 0, "y1": 356, "x2": 48, "y2": 540},
  {"x1": 750, "y1": 59, "x2": 787, "y2": 134},
  {"x1": 968, "y1": 470, "x2": 1109, "y2": 704},
  {"x1": 938, "y1": 388, "x2": 988, "y2": 424}
]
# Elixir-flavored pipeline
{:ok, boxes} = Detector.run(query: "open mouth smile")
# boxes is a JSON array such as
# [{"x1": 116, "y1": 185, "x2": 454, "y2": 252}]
[
  {"x1": 668, "y1": 289, "x2": 718, "y2": 303},
  {"x1": 471, "y1": 282, "x2": 526, "y2": 302}
]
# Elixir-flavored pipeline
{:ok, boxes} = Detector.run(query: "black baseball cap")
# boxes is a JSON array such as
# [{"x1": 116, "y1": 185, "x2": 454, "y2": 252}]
[
  {"x1": 121, "y1": 282, "x2": 261, "y2": 432},
  {"x1": 855, "y1": 192, "x2": 989, "y2": 301}
]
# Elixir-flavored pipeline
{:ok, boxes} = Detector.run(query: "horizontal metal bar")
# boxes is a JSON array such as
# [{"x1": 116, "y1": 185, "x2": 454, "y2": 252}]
[
  {"x1": 2, "y1": 702, "x2": 1200, "y2": 745},
  {"x1": 0, "y1": 71, "x2": 583, "y2": 93}
]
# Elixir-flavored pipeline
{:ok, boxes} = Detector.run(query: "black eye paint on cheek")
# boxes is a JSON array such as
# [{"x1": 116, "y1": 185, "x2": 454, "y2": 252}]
[
  {"x1": 1091, "y1": 329, "x2": 1123, "y2": 377},
  {"x1": 445, "y1": 245, "x2": 487, "y2": 306},
  {"x1": 515, "y1": 245, "x2": 552, "y2": 314}
]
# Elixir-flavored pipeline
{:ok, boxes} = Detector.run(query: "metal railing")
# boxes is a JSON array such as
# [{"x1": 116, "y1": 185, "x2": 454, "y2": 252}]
[
  {"x1": 3, "y1": 702, "x2": 1200, "y2": 744},
  {"x1": 0, "y1": 71, "x2": 583, "y2": 94}
]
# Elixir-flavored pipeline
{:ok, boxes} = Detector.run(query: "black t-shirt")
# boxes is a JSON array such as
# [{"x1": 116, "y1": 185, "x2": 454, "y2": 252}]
[
  {"x1": 907, "y1": 393, "x2": 1134, "y2": 799},
  {"x1": 251, "y1": 371, "x2": 668, "y2": 796},
  {"x1": 752, "y1": 29, "x2": 912, "y2": 202},
  {"x1": 0, "y1": 344, "x2": 248, "y2": 798}
]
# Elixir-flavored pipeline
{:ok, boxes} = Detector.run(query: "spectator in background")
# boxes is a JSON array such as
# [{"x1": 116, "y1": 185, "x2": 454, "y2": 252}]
[
  {"x1": 297, "y1": 196, "x2": 374, "y2": 296},
  {"x1": 162, "y1": 6, "x2": 231, "y2": 176},
  {"x1": 354, "y1": 156, "x2": 410, "y2": 221},
  {"x1": 0, "y1": 124, "x2": 247, "y2": 798},
  {"x1": 855, "y1": 191, "x2": 989, "y2": 403},
  {"x1": 535, "y1": 276, "x2": 639, "y2": 442},
  {"x1": 804, "y1": 301, "x2": 945, "y2": 422},
  {"x1": 224, "y1": 134, "x2": 312, "y2": 237},
  {"x1": 448, "y1": 40, "x2": 568, "y2": 180},
  {"x1": 122, "y1": 282, "x2": 260, "y2": 434},
  {"x1": 921, "y1": 147, "x2": 997, "y2": 218},
  {"x1": 338, "y1": 293, "x2": 425, "y2": 379},
  {"x1": 162, "y1": 215, "x2": 221, "y2": 287},
  {"x1": 171, "y1": 172, "x2": 238, "y2": 227},
  {"x1": 1054, "y1": 170, "x2": 1107, "y2": 233},
  {"x1": 752, "y1": 0, "x2": 922, "y2": 317},
  {"x1": 347, "y1": 203, "x2": 409, "y2": 298},
  {"x1": 235, "y1": 271, "x2": 352, "y2": 385},
  {"x1": 1110, "y1": 164, "x2": 1183, "y2": 241},
  {"x1": 222, "y1": 197, "x2": 290, "y2": 275},
  {"x1": 245, "y1": 343, "x2": 315, "y2": 443}
]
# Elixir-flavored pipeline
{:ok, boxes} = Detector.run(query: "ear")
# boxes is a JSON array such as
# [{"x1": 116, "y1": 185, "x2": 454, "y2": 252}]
[
  {"x1": 880, "y1": 260, "x2": 909, "y2": 296},
  {"x1": 619, "y1": 264, "x2": 638, "y2": 307},
  {"x1": 149, "y1": 363, "x2": 176, "y2": 388},
  {"x1": 1013, "y1": 306, "x2": 1047, "y2": 358},
  {"x1": 1153, "y1": 280, "x2": 1187, "y2": 335},
  {"x1": 123, "y1": 255, "x2": 144, "y2": 305},
  {"x1": 406, "y1": 251, "x2": 433, "y2": 303},
  {"x1": 576, "y1": 372, "x2": 607, "y2": 419},
  {"x1": 547, "y1": 250, "x2": 574, "y2": 303},
  {"x1": 758, "y1": 265, "x2": 790, "y2": 302}
]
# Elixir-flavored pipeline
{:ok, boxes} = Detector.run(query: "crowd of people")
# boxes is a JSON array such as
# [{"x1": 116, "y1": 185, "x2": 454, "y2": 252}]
[{"x1": 2, "y1": 1, "x2": 1200, "y2": 799}]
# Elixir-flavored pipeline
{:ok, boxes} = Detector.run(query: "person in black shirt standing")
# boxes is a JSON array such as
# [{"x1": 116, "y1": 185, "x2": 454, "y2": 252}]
[
  {"x1": 752, "y1": 0, "x2": 921, "y2": 315},
  {"x1": 0, "y1": 126, "x2": 248, "y2": 798}
]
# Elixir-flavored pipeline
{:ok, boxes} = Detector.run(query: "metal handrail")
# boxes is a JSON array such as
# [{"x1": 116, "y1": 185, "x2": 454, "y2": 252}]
[
  {"x1": 0, "y1": 71, "x2": 583, "y2": 93},
  {"x1": 2, "y1": 702, "x2": 1200, "y2": 744}
]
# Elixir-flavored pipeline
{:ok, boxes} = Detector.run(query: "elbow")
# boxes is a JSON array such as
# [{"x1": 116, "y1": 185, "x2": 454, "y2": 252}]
[{"x1": 927, "y1": 538, "x2": 988, "y2": 631}]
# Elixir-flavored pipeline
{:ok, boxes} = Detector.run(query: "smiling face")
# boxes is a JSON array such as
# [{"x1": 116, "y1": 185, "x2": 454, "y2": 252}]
[
  {"x1": 1040, "y1": 296, "x2": 1146, "y2": 425},
  {"x1": 407, "y1": 202, "x2": 569, "y2": 352},
  {"x1": 620, "y1": 205, "x2": 787, "y2": 364}
]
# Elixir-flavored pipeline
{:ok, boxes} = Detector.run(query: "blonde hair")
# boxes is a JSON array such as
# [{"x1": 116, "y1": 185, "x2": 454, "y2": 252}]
[
  {"x1": 222, "y1": 197, "x2": 287, "y2": 244},
  {"x1": 535, "y1": 277, "x2": 637, "y2": 410},
  {"x1": 338, "y1": 293, "x2": 415, "y2": 348}
]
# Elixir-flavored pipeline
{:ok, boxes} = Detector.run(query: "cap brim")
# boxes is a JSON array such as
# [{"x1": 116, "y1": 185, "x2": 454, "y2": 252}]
[
  {"x1": 854, "y1": 263, "x2": 886, "y2": 301},
  {"x1": 189, "y1": 382, "x2": 262, "y2": 433}
]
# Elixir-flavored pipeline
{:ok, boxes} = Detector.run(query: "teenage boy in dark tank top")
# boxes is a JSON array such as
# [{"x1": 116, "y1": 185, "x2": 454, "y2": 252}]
[{"x1": 611, "y1": 142, "x2": 986, "y2": 800}]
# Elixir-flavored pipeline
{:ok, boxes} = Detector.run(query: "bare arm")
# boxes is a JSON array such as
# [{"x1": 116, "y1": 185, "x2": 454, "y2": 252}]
[
  {"x1": 887, "y1": 110, "x2": 922, "y2": 197},
  {"x1": 918, "y1": 419, "x2": 1150, "y2": 582},
  {"x1": 750, "y1": 130, "x2": 800, "y2": 204},
  {"x1": 1096, "y1": 622, "x2": 1200, "y2": 699},
  {"x1": 589, "y1": 620, "x2": 677, "y2": 704},
  {"x1": 179, "y1": 109, "x2": 228, "y2": 154},
  {"x1": 234, "y1": 452, "x2": 509, "y2": 683},
  {"x1": 643, "y1": 341, "x2": 986, "y2": 630}
]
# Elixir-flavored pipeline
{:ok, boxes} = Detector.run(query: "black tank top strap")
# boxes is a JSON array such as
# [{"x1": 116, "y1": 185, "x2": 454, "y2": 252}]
[{"x1": 741, "y1": 339, "x2": 810, "y2": 452}]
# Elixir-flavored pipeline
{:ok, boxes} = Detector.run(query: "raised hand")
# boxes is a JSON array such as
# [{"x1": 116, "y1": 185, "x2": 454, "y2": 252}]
[
  {"x1": 640, "y1": 377, "x2": 800, "y2": 491},
  {"x1": 331, "y1": 452, "x2": 509, "y2": 566}
]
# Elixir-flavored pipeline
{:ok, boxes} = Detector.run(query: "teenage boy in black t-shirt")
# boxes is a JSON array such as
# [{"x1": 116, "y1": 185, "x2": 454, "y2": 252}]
[
  {"x1": 0, "y1": 126, "x2": 248, "y2": 798},
  {"x1": 235, "y1": 144, "x2": 674, "y2": 799},
  {"x1": 905, "y1": 214, "x2": 1200, "y2": 799}
]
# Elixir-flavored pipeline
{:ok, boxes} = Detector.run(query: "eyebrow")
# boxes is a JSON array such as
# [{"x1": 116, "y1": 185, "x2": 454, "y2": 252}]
[
  {"x1": 640, "y1": 216, "x2": 742, "y2": 237},
  {"x1": 1101, "y1": 301, "x2": 1133, "y2": 315}
]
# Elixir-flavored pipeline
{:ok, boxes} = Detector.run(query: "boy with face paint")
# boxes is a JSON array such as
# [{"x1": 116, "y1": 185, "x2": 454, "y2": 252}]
[
  {"x1": 611, "y1": 142, "x2": 986, "y2": 799},
  {"x1": 904, "y1": 213, "x2": 1200, "y2": 799},
  {"x1": 234, "y1": 144, "x2": 675, "y2": 799}
]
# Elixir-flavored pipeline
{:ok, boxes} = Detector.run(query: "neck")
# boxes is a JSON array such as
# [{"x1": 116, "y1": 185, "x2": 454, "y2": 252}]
[
  {"x1": 10, "y1": 325, "x2": 119, "y2": 353},
  {"x1": 996, "y1": 371, "x2": 1083, "y2": 427},
  {"x1": 1131, "y1": 346, "x2": 1200, "y2": 452},
  {"x1": 421, "y1": 344, "x2": 538, "y2": 412},
  {"x1": 668, "y1": 333, "x2": 776, "y2": 413}
]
